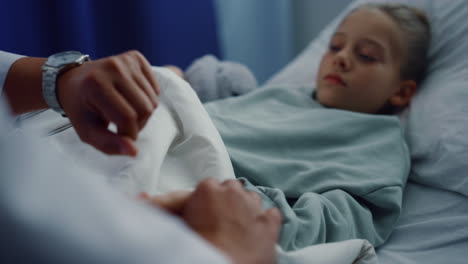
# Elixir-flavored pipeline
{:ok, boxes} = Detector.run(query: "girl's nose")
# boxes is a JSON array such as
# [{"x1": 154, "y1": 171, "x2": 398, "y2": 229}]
[{"x1": 333, "y1": 52, "x2": 351, "y2": 72}]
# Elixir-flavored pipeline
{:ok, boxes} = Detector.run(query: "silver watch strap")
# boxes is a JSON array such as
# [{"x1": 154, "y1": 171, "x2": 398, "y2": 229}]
[
  {"x1": 42, "y1": 53, "x2": 90, "y2": 116},
  {"x1": 42, "y1": 67, "x2": 66, "y2": 116}
]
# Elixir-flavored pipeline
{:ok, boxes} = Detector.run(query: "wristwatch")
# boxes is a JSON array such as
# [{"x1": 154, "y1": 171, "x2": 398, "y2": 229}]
[{"x1": 42, "y1": 51, "x2": 90, "y2": 116}]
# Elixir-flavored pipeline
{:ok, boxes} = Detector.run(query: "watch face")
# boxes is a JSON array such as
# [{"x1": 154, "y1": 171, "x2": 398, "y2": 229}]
[{"x1": 47, "y1": 51, "x2": 84, "y2": 67}]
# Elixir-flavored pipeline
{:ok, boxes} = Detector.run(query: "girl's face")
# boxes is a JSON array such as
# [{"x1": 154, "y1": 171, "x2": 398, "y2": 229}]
[{"x1": 316, "y1": 9, "x2": 409, "y2": 114}]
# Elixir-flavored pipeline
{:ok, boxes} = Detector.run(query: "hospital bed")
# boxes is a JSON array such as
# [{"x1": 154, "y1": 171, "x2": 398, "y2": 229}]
[
  {"x1": 17, "y1": 0, "x2": 468, "y2": 263},
  {"x1": 265, "y1": 0, "x2": 468, "y2": 263}
]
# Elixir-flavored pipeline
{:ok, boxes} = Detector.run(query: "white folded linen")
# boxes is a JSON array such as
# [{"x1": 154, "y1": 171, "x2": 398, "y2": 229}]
[
  {"x1": 278, "y1": 239, "x2": 377, "y2": 264},
  {"x1": 31, "y1": 67, "x2": 236, "y2": 195}
]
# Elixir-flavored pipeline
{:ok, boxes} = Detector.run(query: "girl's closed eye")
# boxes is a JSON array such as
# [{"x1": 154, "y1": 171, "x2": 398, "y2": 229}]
[
  {"x1": 357, "y1": 46, "x2": 381, "y2": 63},
  {"x1": 329, "y1": 44, "x2": 341, "y2": 52},
  {"x1": 358, "y1": 53, "x2": 377, "y2": 62}
]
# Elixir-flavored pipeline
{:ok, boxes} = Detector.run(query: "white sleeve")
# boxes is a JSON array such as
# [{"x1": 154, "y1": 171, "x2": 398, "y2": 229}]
[
  {"x1": 0, "y1": 99, "x2": 230, "y2": 264},
  {"x1": 0, "y1": 51, "x2": 25, "y2": 95}
]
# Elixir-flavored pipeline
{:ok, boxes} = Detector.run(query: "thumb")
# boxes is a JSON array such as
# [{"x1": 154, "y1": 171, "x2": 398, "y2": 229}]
[
  {"x1": 263, "y1": 208, "x2": 283, "y2": 228},
  {"x1": 83, "y1": 124, "x2": 138, "y2": 156},
  {"x1": 149, "y1": 190, "x2": 193, "y2": 215}
]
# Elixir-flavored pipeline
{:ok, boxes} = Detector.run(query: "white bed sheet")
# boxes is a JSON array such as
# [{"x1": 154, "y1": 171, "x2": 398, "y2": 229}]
[
  {"x1": 18, "y1": 67, "x2": 236, "y2": 195},
  {"x1": 377, "y1": 181, "x2": 468, "y2": 264}
]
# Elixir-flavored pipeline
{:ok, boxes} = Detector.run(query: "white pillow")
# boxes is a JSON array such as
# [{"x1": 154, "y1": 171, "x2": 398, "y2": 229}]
[{"x1": 266, "y1": 0, "x2": 468, "y2": 196}]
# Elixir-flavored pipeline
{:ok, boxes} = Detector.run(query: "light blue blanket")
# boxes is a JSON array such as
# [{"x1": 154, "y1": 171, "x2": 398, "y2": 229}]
[{"x1": 204, "y1": 86, "x2": 410, "y2": 250}]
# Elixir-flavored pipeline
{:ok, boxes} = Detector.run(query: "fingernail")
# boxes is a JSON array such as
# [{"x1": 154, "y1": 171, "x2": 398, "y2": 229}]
[
  {"x1": 119, "y1": 143, "x2": 133, "y2": 156},
  {"x1": 138, "y1": 192, "x2": 150, "y2": 200}
]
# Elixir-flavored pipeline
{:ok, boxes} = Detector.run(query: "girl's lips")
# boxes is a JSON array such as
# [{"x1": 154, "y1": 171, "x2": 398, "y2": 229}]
[{"x1": 324, "y1": 74, "x2": 346, "y2": 86}]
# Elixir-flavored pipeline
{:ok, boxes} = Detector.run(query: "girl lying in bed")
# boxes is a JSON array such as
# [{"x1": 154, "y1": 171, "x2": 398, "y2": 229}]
[{"x1": 149, "y1": 3, "x2": 431, "y2": 250}]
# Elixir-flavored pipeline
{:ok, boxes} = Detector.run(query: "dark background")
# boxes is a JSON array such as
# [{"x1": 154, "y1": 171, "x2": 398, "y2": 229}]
[{"x1": 0, "y1": 0, "x2": 220, "y2": 69}]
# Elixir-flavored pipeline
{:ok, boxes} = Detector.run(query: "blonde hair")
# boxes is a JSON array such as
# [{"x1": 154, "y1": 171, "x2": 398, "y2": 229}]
[{"x1": 353, "y1": 3, "x2": 431, "y2": 85}]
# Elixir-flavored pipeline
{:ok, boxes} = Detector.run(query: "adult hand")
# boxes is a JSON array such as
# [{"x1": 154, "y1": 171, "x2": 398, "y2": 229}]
[
  {"x1": 57, "y1": 50, "x2": 159, "y2": 156},
  {"x1": 181, "y1": 178, "x2": 282, "y2": 264},
  {"x1": 140, "y1": 190, "x2": 192, "y2": 216}
]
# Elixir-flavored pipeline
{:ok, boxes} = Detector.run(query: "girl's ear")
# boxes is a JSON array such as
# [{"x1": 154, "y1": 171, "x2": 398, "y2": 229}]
[{"x1": 389, "y1": 80, "x2": 417, "y2": 107}]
